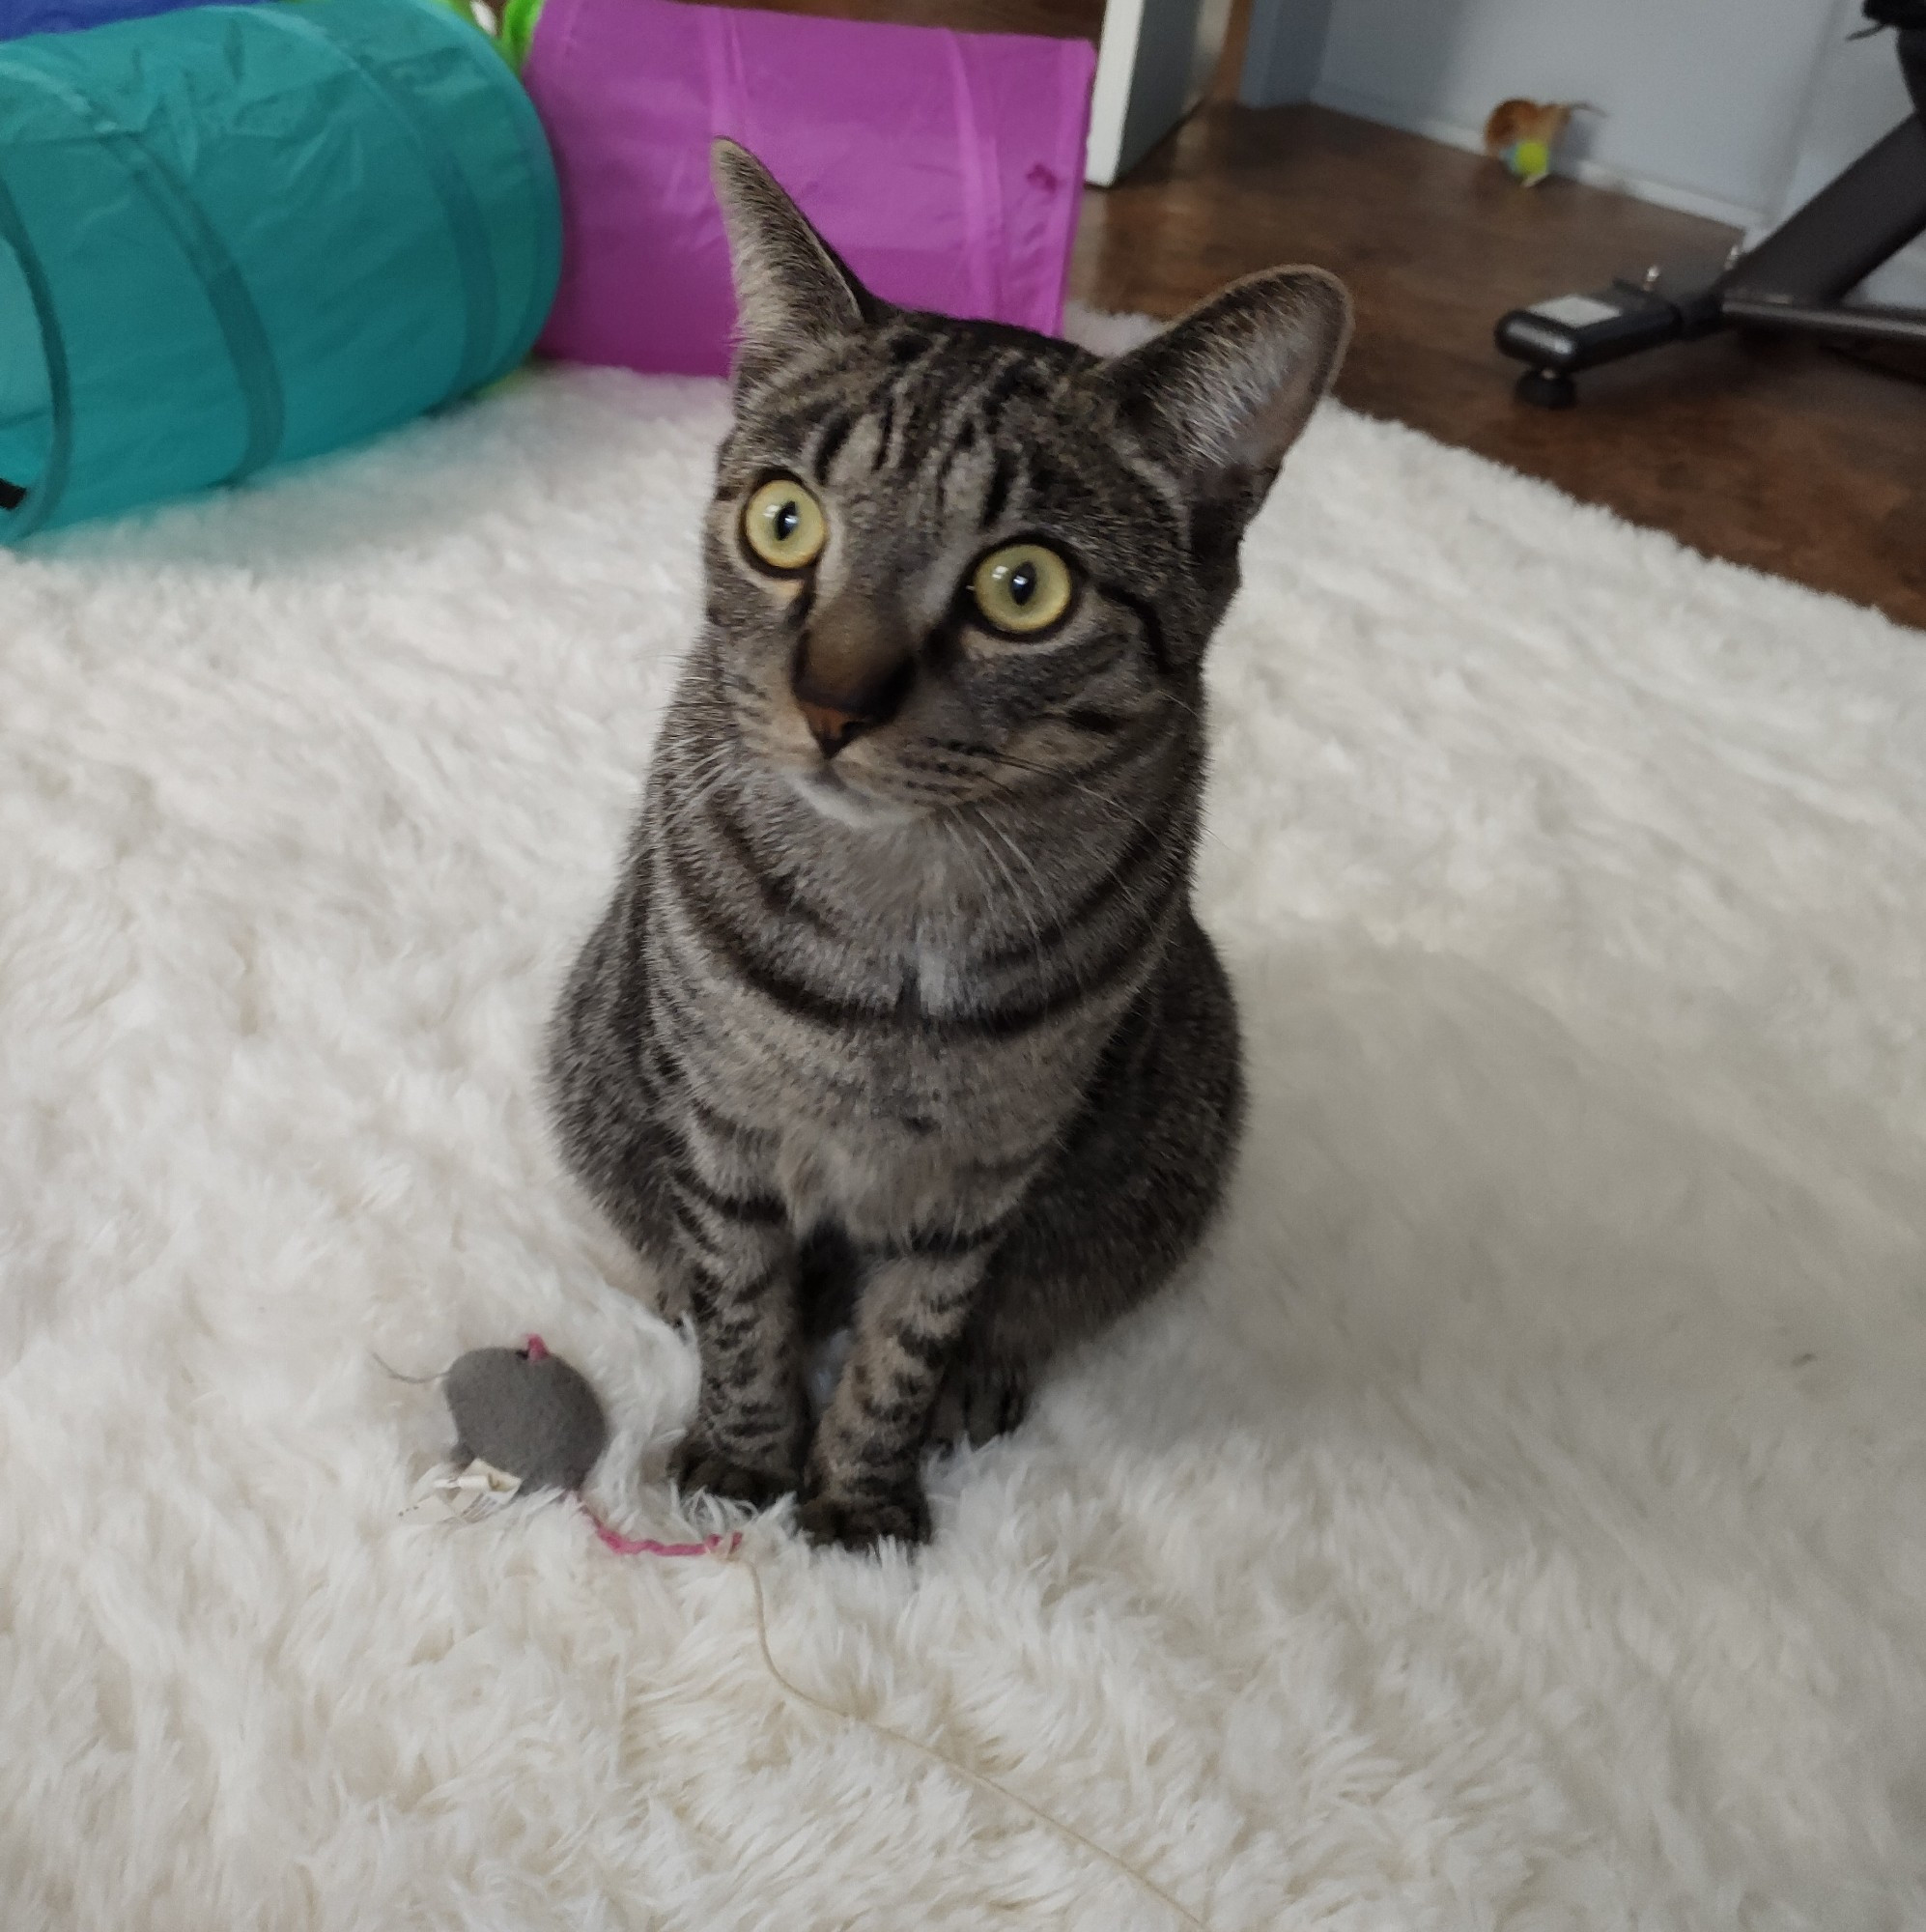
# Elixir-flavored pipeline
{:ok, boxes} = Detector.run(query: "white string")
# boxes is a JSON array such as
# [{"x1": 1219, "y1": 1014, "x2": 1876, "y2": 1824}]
[
  {"x1": 722, "y1": 1545, "x2": 1216, "y2": 1932},
  {"x1": 370, "y1": 1350, "x2": 452, "y2": 1386}
]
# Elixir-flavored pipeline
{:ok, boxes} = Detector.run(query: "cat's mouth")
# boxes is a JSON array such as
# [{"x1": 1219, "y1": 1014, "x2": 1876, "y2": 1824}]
[{"x1": 785, "y1": 762, "x2": 916, "y2": 831}]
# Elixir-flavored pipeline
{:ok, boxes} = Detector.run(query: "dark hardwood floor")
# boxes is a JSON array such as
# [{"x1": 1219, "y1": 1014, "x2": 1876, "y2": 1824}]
[{"x1": 1073, "y1": 101, "x2": 1926, "y2": 631}]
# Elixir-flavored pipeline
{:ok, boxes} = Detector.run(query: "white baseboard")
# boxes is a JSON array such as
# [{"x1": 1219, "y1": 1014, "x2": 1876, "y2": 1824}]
[{"x1": 1310, "y1": 81, "x2": 1766, "y2": 234}]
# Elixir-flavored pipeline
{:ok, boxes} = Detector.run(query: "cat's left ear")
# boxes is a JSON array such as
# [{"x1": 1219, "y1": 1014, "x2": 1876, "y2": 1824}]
[
  {"x1": 1096, "y1": 267, "x2": 1351, "y2": 514},
  {"x1": 711, "y1": 140, "x2": 890, "y2": 390}
]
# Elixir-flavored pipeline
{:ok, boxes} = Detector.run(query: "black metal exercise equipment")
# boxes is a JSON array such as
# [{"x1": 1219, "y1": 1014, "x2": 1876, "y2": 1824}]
[{"x1": 1495, "y1": 0, "x2": 1926, "y2": 406}]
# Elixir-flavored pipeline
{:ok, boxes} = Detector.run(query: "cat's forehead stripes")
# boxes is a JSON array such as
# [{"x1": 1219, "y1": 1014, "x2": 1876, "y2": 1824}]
[
  {"x1": 975, "y1": 450, "x2": 1012, "y2": 530},
  {"x1": 775, "y1": 348, "x2": 1081, "y2": 544},
  {"x1": 795, "y1": 399, "x2": 991, "y2": 527},
  {"x1": 765, "y1": 327, "x2": 1062, "y2": 449},
  {"x1": 808, "y1": 408, "x2": 857, "y2": 479},
  {"x1": 935, "y1": 440, "x2": 1005, "y2": 529}
]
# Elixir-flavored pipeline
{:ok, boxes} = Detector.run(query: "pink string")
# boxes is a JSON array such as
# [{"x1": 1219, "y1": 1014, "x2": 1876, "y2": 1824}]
[
  {"x1": 523, "y1": 1333, "x2": 738, "y2": 1559},
  {"x1": 584, "y1": 1504, "x2": 741, "y2": 1560}
]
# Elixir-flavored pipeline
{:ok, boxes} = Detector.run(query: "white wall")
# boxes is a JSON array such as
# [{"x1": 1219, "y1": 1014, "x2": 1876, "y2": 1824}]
[{"x1": 1240, "y1": 0, "x2": 1864, "y2": 232}]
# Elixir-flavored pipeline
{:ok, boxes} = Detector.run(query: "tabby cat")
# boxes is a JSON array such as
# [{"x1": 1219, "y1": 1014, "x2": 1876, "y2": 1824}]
[{"x1": 548, "y1": 142, "x2": 1350, "y2": 1551}]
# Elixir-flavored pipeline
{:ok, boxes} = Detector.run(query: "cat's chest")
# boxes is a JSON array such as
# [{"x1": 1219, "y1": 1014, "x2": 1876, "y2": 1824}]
[
  {"x1": 817, "y1": 914, "x2": 988, "y2": 1018},
  {"x1": 680, "y1": 916, "x2": 1098, "y2": 1238},
  {"x1": 774, "y1": 1122, "x2": 987, "y2": 1246},
  {"x1": 909, "y1": 934, "x2": 967, "y2": 1015}
]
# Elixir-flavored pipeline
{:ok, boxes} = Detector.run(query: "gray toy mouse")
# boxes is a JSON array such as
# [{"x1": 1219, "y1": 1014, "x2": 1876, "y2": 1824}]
[{"x1": 442, "y1": 1336, "x2": 609, "y2": 1492}]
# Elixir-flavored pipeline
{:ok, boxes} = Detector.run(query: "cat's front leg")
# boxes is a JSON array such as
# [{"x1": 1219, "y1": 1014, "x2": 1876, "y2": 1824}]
[
  {"x1": 797, "y1": 1242, "x2": 990, "y2": 1551},
  {"x1": 666, "y1": 1181, "x2": 809, "y2": 1509}
]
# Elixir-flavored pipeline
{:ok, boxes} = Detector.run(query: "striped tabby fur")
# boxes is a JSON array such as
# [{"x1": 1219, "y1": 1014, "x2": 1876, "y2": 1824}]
[{"x1": 548, "y1": 143, "x2": 1350, "y2": 1550}]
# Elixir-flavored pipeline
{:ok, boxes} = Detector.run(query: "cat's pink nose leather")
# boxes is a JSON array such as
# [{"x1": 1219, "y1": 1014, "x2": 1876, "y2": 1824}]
[{"x1": 796, "y1": 698, "x2": 871, "y2": 757}]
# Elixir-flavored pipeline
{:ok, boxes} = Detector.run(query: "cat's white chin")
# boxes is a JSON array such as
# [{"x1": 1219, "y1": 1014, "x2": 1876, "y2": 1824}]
[{"x1": 785, "y1": 765, "x2": 917, "y2": 831}]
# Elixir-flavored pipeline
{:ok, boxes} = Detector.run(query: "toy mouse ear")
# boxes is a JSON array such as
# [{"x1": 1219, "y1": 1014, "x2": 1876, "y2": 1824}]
[
  {"x1": 711, "y1": 140, "x2": 889, "y2": 390},
  {"x1": 1095, "y1": 266, "x2": 1351, "y2": 510}
]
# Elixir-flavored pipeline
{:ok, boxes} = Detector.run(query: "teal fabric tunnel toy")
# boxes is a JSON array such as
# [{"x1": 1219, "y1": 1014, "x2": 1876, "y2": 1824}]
[{"x1": 0, "y1": 0, "x2": 561, "y2": 539}]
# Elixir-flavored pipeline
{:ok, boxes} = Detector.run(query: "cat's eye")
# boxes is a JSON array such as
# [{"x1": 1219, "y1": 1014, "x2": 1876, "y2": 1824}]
[
  {"x1": 741, "y1": 477, "x2": 828, "y2": 573},
  {"x1": 970, "y1": 543, "x2": 1074, "y2": 637}
]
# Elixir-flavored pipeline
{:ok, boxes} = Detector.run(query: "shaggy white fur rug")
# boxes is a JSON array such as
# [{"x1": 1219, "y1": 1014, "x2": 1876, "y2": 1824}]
[{"x1": 3, "y1": 323, "x2": 1924, "y2": 1932}]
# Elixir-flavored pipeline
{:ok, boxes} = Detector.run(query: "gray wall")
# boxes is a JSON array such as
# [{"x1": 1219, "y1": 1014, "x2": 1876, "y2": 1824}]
[
  {"x1": 1237, "y1": 0, "x2": 1333, "y2": 110},
  {"x1": 1239, "y1": 0, "x2": 1872, "y2": 233}
]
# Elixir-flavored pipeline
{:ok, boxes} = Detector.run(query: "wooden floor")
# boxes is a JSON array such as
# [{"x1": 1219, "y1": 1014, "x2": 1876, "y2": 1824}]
[{"x1": 1074, "y1": 102, "x2": 1926, "y2": 631}]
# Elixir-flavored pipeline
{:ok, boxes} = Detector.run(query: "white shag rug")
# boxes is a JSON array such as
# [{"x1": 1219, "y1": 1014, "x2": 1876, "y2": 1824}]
[{"x1": 4, "y1": 319, "x2": 1925, "y2": 1932}]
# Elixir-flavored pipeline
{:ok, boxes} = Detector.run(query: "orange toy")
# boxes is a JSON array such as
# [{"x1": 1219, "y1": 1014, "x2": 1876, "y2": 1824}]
[{"x1": 1483, "y1": 99, "x2": 1580, "y2": 185}]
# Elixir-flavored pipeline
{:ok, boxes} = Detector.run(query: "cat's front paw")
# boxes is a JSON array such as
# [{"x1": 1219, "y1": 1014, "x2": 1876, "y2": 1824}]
[
  {"x1": 927, "y1": 1349, "x2": 1031, "y2": 1453},
  {"x1": 668, "y1": 1435, "x2": 797, "y2": 1511},
  {"x1": 796, "y1": 1481, "x2": 931, "y2": 1553}
]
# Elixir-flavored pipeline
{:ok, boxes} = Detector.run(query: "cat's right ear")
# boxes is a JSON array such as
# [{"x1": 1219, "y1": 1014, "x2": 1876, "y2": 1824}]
[
  {"x1": 1096, "y1": 266, "x2": 1352, "y2": 514},
  {"x1": 711, "y1": 141, "x2": 886, "y2": 391}
]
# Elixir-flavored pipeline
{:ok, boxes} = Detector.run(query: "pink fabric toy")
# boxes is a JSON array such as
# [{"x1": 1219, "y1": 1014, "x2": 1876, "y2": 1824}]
[{"x1": 523, "y1": 0, "x2": 1095, "y2": 375}]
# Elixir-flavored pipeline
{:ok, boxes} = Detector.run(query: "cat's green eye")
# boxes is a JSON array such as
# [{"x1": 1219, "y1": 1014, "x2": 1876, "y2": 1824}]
[
  {"x1": 742, "y1": 478, "x2": 827, "y2": 573},
  {"x1": 971, "y1": 543, "x2": 1073, "y2": 637}
]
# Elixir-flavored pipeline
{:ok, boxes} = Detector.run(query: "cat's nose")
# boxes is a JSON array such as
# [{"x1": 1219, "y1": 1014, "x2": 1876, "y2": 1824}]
[
  {"x1": 791, "y1": 598, "x2": 911, "y2": 759},
  {"x1": 796, "y1": 697, "x2": 880, "y2": 758}
]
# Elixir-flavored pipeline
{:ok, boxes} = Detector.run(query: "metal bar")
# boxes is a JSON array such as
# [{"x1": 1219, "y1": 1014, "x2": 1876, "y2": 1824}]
[
  {"x1": 1722, "y1": 114, "x2": 1926, "y2": 304},
  {"x1": 1721, "y1": 293, "x2": 1926, "y2": 346}
]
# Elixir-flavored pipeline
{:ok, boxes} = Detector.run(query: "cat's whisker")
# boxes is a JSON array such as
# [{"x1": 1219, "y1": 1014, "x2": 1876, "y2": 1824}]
[
  {"x1": 982, "y1": 820, "x2": 1067, "y2": 948},
  {"x1": 954, "y1": 745, "x2": 1153, "y2": 835},
  {"x1": 967, "y1": 741, "x2": 1230, "y2": 855},
  {"x1": 959, "y1": 820, "x2": 1052, "y2": 971},
  {"x1": 666, "y1": 748, "x2": 748, "y2": 827}
]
